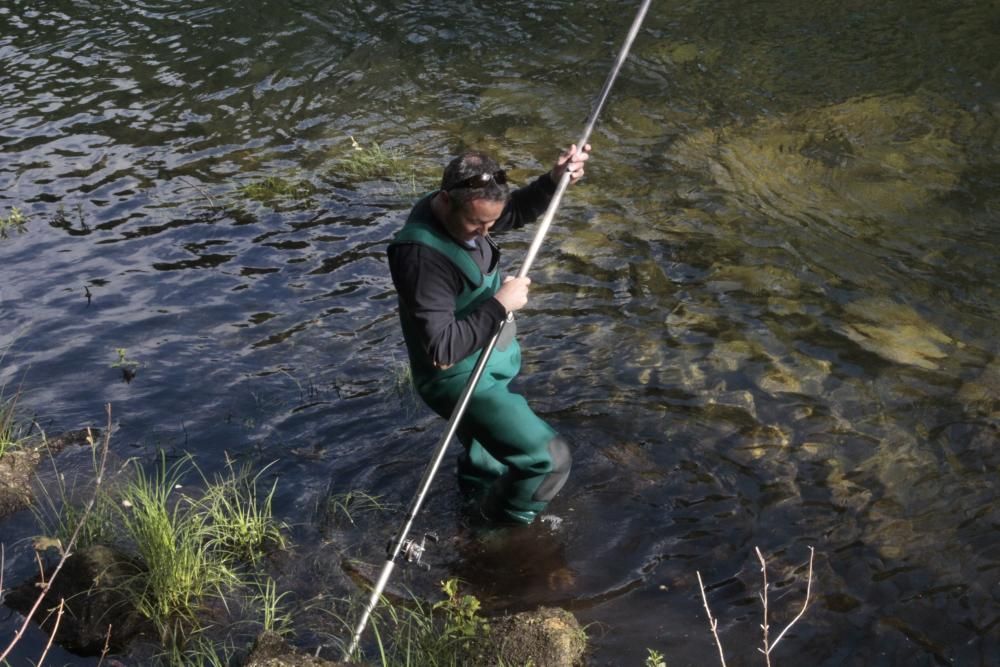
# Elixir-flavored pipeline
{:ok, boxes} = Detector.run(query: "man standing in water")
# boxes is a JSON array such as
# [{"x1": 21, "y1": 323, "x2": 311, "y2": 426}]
[{"x1": 388, "y1": 144, "x2": 590, "y2": 524}]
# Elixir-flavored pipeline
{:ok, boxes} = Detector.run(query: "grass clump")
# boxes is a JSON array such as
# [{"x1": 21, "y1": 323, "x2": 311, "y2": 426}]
[
  {"x1": 0, "y1": 386, "x2": 29, "y2": 459},
  {"x1": 117, "y1": 454, "x2": 239, "y2": 642},
  {"x1": 0, "y1": 207, "x2": 27, "y2": 239},
  {"x1": 199, "y1": 458, "x2": 287, "y2": 563},
  {"x1": 111, "y1": 452, "x2": 293, "y2": 653},
  {"x1": 328, "y1": 489, "x2": 394, "y2": 527},
  {"x1": 337, "y1": 136, "x2": 412, "y2": 183},
  {"x1": 236, "y1": 175, "x2": 316, "y2": 203}
]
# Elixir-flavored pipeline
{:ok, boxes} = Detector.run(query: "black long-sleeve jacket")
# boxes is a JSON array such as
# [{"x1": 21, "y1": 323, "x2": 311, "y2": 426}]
[{"x1": 387, "y1": 173, "x2": 556, "y2": 367}]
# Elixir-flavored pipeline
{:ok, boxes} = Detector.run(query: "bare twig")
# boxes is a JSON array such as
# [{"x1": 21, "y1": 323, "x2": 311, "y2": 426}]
[
  {"x1": 177, "y1": 177, "x2": 218, "y2": 210},
  {"x1": 768, "y1": 546, "x2": 815, "y2": 654},
  {"x1": 0, "y1": 405, "x2": 114, "y2": 663},
  {"x1": 96, "y1": 623, "x2": 112, "y2": 667},
  {"x1": 696, "y1": 571, "x2": 728, "y2": 667},
  {"x1": 755, "y1": 547, "x2": 771, "y2": 666},
  {"x1": 37, "y1": 598, "x2": 65, "y2": 666}
]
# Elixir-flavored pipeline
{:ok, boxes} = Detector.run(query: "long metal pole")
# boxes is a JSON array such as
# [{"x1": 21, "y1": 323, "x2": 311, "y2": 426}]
[{"x1": 343, "y1": 1, "x2": 652, "y2": 659}]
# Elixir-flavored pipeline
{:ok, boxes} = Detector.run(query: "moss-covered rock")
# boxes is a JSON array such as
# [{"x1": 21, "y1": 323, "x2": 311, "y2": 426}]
[
  {"x1": 0, "y1": 429, "x2": 96, "y2": 519},
  {"x1": 485, "y1": 607, "x2": 586, "y2": 667}
]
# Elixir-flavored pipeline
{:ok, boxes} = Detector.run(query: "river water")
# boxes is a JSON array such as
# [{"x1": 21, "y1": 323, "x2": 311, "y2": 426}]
[{"x1": 1, "y1": 0, "x2": 997, "y2": 665}]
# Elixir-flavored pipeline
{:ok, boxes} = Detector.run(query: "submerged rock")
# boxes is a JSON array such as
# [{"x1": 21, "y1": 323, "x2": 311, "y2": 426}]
[
  {"x1": 839, "y1": 297, "x2": 957, "y2": 370},
  {"x1": 957, "y1": 358, "x2": 1000, "y2": 416},
  {"x1": 672, "y1": 93, "x2": 969, "y2": 224}
]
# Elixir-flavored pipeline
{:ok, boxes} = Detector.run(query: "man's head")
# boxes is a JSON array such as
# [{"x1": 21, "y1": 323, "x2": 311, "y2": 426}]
[
  {"x1": 440, "y1": 151, "x2": 510, "y2": 207},
  {"x1": 436, "y1": 151, "x2": 510, "y2": 243}
]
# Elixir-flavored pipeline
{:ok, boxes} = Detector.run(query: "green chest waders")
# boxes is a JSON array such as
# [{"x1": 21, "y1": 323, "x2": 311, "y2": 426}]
[{"x1": 390, "y1": 214, "x2": 571, "y2": 524}]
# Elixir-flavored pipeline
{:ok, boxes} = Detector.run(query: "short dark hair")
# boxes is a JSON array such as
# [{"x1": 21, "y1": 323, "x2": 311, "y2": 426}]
[{"x1": 440, "y1": 151, "x2": 509, "y2": 208}]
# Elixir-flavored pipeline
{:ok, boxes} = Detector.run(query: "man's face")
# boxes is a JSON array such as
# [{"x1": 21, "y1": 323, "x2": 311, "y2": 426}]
[{"x1": 444, "y1": 197, "x2": 505, "y2": 243}]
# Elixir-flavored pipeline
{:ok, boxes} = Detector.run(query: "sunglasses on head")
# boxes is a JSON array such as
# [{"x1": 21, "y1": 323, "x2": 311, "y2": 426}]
[{"x1": 447, "y1": 169, "x2": 508, "y2": 191}]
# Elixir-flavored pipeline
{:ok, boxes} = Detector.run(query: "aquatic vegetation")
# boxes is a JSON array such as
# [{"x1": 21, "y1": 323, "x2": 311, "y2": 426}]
[
  {"x1": 111, "y1": 347, "x2": 141, "y2": 383},
  {"x1": 236, "y1": 174, "x2": 316, "y2": 202},
  {"x1": 32, "y1": 434, "x2": 118, "y2": 550},
  {"x1": 253, "y1": 577, "x2": 293, "y2": 637},
  {"x1": 328, "y1": 489, "x2": 394, "y2": 527},
  {"x1": 115, "y1": 453, "x2": 293, "y2": 649},
  {"x1": 0, "y1": 207, "x2": 27, "y2": 239},
  {"x1": 645, "y1": 648, "x2": 667, "y2": 667},
  {"x1": 336, "y1": 136, "x2": 412, "y2": 183}
]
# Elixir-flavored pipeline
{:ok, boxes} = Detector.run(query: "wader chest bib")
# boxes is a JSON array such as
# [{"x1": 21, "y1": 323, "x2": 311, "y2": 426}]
[{"x1": 389, "y1": 202, "x2": 569, "y2": 523}]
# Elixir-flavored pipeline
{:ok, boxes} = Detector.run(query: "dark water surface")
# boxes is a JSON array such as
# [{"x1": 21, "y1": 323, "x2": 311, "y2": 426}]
[{"x1": 1, "y1": 0, "x2": 998, "y2": 664}]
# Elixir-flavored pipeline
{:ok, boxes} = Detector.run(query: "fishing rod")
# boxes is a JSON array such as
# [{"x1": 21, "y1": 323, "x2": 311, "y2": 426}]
[{"x1": 342, "y1": 0, "x2": 652, "y2": 659}]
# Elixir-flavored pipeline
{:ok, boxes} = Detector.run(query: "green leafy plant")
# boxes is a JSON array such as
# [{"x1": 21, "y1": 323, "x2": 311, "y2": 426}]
[
  {"x1": 646, "y1": 648, "x2": 668, "y2": 667},
  {"x1": 434, "y1": 578, "x2": 490, "y2": 643},
  {"x1": 254, "y1": 577, "x2": 292, "y2": 636},
  {"x1": 111, "y1": 348, "x2": 141, "y2": 383},
  {"x1": 0, "y1": 207, "x2": 27, "y2": 239},
  {"x1": 111, "y1": 348, "x2": 140, "y2": 370},
  {"x1": 352, "y1": 577, "x2": 492, "y2": 666}
]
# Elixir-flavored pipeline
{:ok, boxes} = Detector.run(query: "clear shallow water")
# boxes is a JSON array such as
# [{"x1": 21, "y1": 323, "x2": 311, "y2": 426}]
[{"x1": 0, "y1": 0, "x2": 997, "y2": 665}]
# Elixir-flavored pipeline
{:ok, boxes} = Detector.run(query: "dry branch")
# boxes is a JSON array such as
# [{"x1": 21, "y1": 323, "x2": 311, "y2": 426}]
[
  {"x1": 696, "y1": 570, "x2": 728, "y2": 667},
  {"x1": 697, "y1": 546, "x2": 816, "y2": 667}
]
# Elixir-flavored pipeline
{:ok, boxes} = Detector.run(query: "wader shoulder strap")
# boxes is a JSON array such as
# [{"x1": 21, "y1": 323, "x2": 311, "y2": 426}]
[{"x1": 390, "y1": 223, "x2": 483, "y2": 288}]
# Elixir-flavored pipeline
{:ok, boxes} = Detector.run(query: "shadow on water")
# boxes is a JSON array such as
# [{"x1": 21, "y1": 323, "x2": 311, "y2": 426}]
[{"x1": 1, "y1": 0, "x2": 998, "y2": 664}]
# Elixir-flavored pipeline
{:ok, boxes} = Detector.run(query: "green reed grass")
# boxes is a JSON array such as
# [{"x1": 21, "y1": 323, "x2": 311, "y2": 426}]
[
  {"x1": 328, "y1": 489, "x2": 394, "y2": 527},
  {"x1": 0, "y1": 388, "x2": 25, "y2": 459},
  {"x1": 253, "y1": 577, "x2": 292, "y2": 636},
  {"x1": 338, "y1": 136, "x2": 413, "y2": 183},
  {"x1": 117, "y1": 454, "x2": 239, "y2": 643},
  {"x1": 32, "y1": 433, "x2": 118, "y2": 550},
  {"x1": 198, "y1": 458, "x2": 287, "y2": 563}
]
